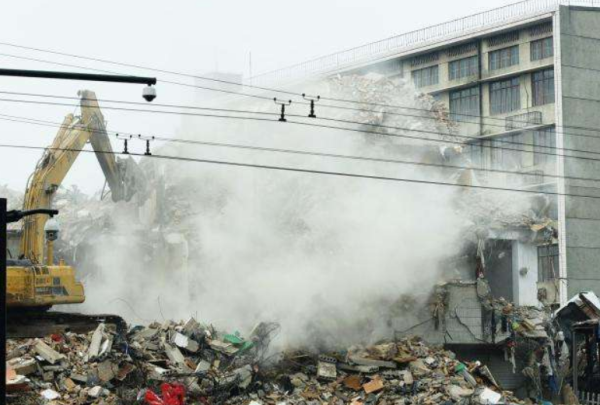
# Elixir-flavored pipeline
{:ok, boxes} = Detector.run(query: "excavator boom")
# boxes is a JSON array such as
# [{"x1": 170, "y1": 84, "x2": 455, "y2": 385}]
[
  {"x1": 6, "y1": 90, "x2": 141, "y2": 336},
  {"x1": 19, "y1": 90, "x2": 139, "y2": 261}
]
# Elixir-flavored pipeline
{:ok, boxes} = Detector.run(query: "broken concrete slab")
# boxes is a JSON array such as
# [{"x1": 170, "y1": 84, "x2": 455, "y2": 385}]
[
  {"x1": 317, "y1": 361, "x2": 337, "y2": 380},
  {"x1": 172, "y1": 332, "x2": 199, "y2": 352},
  {"x1": 348, "y1": 355, "x2": 397, "y2": 369},
  {"x1": 209, "y1": 339, "x2": 238, "y2": 356},
  {"x1": 87, "y1": 323, "x2": 105, "y2": 360},
  {"x1": 70, "y1": 373, "x2": 87, "y2": 384},
  {"x1": 182, "y1": 317, "x2": 202, "y2": 337},
  {"x1": 132, "y1": 327, "x2": 159, "y2": 341},
  {"x1": 195, "y1": 360, "x2": 211, "y2": 373},
  {"x1": 97, "y1": 360, "x2": 115, "y2": 383},
  {"x1": 164, "y1": 343, "x2": 190, "y2": 371},
  {"x1": 34, "y1": 340, "x2": 65, "y2": 365},
  {"x1": 88, "y1": 385, "x2": 107, "y2": 398},
  {"x1": 7, "y1": 358, "x2": 37, "y2": 376}
]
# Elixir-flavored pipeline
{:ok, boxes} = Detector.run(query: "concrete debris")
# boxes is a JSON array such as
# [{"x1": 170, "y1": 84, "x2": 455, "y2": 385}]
[
  {"x1": 87, "y1": 323, "x2": 106, "y2": 361},
  {"x1": 479, "y1": 387, "x2": 503, "y2": 404},
  {"x1": 40, "y1": 388, "x2": 60, "y2": 400},
  {"x1": 164, "y1": 342, "x2": 188, "y2": 370},
  {"x1": 172, "y1": 331, "x2": 200, "y2": 352},
  {"x1": 34, "y1": 340, "x2": 65, "y2": 365},
  {"x1": 6, "y1": 318, "x2": 279, "y2": 405},
  {"x1": 316, "y1": 360, "x2": 337, "y2": 380},
  {"x1": 7, "y1": 357, "x2": 37, "y2": 376},
  {"x1": 88, "y1": 385, "x2": 108, "y2": 398},
  {"x1": 6, "y1": 318, "x2": 531, "y2": 405}
]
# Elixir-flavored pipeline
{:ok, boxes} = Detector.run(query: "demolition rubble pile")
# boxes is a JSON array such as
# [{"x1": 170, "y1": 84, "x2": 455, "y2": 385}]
[
  {"x1": 328, "y1": 73, "x2": 456, "y2": 137},
  {"x1": 7, "y1": 318, "x2": 525, "y2": 405}
]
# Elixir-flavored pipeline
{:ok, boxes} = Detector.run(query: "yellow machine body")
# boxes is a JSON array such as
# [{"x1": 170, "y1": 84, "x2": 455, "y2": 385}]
[{"x1": 7, "y1": 263, "x2": 85, "y2": 307}]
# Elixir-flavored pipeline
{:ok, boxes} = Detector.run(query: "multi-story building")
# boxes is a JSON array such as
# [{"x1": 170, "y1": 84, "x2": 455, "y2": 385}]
[{"x1": 249, "y1": 0, "x2": 600, "y2": 307}]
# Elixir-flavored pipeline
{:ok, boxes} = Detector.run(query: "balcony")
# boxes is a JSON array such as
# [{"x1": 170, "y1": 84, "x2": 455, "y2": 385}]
[{"x1": 505, "y1": 111, "x2": 543, "y2": 130}]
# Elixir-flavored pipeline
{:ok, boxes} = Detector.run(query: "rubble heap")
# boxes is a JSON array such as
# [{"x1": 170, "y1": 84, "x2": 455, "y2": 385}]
[{"x1": 7, "y1": 319, "x2": 524, "y2": 405}]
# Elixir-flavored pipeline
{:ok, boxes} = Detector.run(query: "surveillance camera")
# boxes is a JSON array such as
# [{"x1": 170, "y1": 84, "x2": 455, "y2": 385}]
[
  {"x1": 142, "y1": 85, "x2": 157, "y2": 102},
  {"x1": 44, "y1": 218, "x2": 61, "y2": 241}
]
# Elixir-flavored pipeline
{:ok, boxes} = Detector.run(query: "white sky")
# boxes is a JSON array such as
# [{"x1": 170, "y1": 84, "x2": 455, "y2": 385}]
[{"x1": 0, "y1": 0, "x2": 515, "y2": 196}]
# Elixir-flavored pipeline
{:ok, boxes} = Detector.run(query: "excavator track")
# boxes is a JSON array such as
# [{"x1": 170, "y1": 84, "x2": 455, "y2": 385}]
[{"x1": 7, "y1": 310, "x2": 127, "y2": 338}]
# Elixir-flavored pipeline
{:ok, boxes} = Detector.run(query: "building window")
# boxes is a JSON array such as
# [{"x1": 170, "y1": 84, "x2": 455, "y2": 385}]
[
  {"x1": 490, "y1": 77, "x2": 520, "y2": 115},
  {"x1": 531, "y1": 37, "x2": 553, "y2": 61},
  {"x1": 450, "y1": 86, "x2": 480, "y2": 122},
  {"x1": 412, "y1": 65, "x2": 439, "y2": 88},
  {"x1": 489, "y1": 45, "x2": 519, "y2": 70},
  {"x1": 449, "y1": 56, "x2": 479, "y2": 80},
  {"x1": 466, "y1": 143, "x2": 484, "y2": 168},
  {"x1": 491, "y1": 133, "x2": 524, "y2": 169},
  {"x1": 538, "y1": 244, "x2": 559, "y2": 282},
  {"x1": 533, "y1": 127, "x2": 556, "y2": 166},
  {"x1": 532, "y1": 69, "x2": 555, "y2": 106}
]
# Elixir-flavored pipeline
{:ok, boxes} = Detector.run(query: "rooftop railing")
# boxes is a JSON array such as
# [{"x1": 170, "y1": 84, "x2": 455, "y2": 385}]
[{"x1": 249, "y1": 0, "x2": 600, "y2": 86}]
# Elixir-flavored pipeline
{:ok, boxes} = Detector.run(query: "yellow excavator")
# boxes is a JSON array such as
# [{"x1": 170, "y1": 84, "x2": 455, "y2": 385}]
[{"x1": 6, "y1": 90, "x2": 143, "y2": 337}]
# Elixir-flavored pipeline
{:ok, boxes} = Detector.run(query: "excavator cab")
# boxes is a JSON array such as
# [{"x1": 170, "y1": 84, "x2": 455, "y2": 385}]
[{"x1": 6, "y1": 209, "x2": 85, "y2": 309}]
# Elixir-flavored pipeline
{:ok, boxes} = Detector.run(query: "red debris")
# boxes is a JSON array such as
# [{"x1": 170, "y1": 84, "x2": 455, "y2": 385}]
[{"x1": 144, "y1": 383, "x2": 186, "y2": 405}]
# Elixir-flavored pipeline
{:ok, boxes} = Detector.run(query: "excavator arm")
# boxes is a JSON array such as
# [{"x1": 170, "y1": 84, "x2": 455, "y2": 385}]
[
  {"x1": 19, "y1": 90, "x2": 143, "y2": 262},
  {"x1": 79, "y1": 89, "x2": 127, "y2": 202}
]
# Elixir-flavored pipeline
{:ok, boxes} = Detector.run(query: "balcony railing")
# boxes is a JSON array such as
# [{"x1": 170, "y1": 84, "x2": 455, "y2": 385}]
[
  {"x1": 249, "y1": 0, "x2": 600, "y2": 86},
  {"x1": 505, "y1": 111, "x2": 543, "y2": 130}
]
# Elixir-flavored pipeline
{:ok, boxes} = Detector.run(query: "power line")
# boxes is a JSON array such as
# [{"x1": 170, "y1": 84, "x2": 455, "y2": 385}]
[
  {"x1": 0, "y1": 90, "x2": 593, "y2": 159},
  {"x1": 0, "y1": 89, "x2": 277, "y2": 117},
  {"x1": 4, "y1": 111, "x2": 600, "y2": 186},
  {"x1": 3, "y1": 95, "x2": 600, "y2": 167},
  {"x1": 2, "y1": 141, "x2": 600, "y2": 200},
  {"x1": 3, "y1": 51, "x2": 600, "y2": 152},
  {"x1": 3, "y1": 43, "x2": 600, "y2": 138}
]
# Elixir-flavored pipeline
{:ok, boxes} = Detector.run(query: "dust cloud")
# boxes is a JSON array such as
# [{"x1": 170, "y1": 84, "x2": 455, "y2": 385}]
[{"x1": 69, "y1": 75, "x2": 484, "y2": 348}]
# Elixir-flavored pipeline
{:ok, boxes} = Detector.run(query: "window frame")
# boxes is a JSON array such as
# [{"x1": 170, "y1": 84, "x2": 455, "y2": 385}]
[
  {"x1": 449, "y1": 86, "x2": 480, "y2": 123},
  {"x1": 530, "y1": 37, "x2": 554, "y2": 61},
  {"x1": 532, "y1": 68, "x2": 555, "y2": 106},
  {"x1": 538, "y1": 244, "x2": 559, "y2": 282},
  {"x1": 411, "y1": 65, "x2": 439, "y2": 88},
  {"x1": 448, "y1": 55, "x2": 479, "y2": 80},
  {"x1": 533, "y1": 127, "x2": 556, "y2": 166},
  {"x1": 489, "y1": 45, "x2": 520, "y2": 71},
  {"x1": 489, "y1": 77, "x2": 521, "y2": 115}
]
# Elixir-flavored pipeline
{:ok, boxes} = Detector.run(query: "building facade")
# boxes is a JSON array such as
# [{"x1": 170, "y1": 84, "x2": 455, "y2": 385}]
[{"x1": 249, "y1": 1, "x2": 600, "y2": 306}]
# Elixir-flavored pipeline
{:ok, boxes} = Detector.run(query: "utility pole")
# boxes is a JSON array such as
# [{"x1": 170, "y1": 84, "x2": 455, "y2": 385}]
[
  {"x1": 1, "y1": 198, "x2": 6, "y2": 400},
  {"x1": 0, "y1": 68, "x2": 158, "y2": 402}
]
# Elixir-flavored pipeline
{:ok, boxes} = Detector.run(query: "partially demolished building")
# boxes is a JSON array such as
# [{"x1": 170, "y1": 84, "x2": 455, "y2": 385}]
[
  {"x1": 242, "y1": 0, "x2": 600, "y2": 397},
  {"x1": 6, "y1": 1, "x2": 600, "y2": 404},
  {"x1": 250, "y1": 0, "x2": 600, "y2": 307}
]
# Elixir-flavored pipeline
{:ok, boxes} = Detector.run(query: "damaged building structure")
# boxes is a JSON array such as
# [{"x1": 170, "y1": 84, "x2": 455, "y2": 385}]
[
  {"x1": 5, "y1": 1, "x2": 600, "y2": 404},
  {"x1": 245, "y1": 0, "x2": 600, "y2": 396}
]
